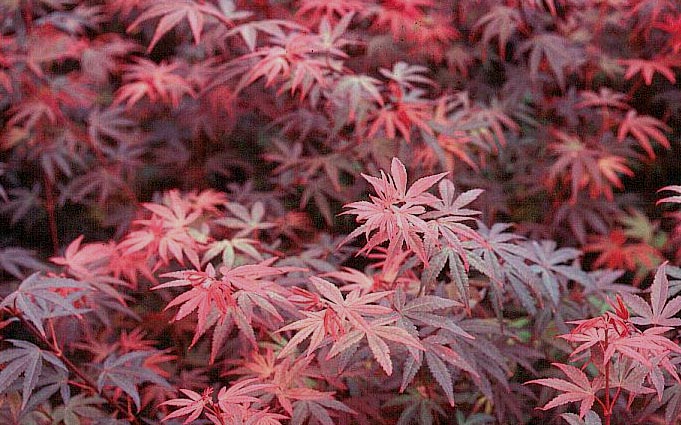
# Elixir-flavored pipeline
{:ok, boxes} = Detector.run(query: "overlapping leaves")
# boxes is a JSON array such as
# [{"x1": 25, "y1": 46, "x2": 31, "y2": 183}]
[
  {"x1": 278, "y1": 276, "x2": 423, "y2": 376},
  {"x1": 0, "y1": 273, "x2": 91, "y2": 337},
  {"x1": 0, "y1": 340, "x2": 67, "y2": 410}
]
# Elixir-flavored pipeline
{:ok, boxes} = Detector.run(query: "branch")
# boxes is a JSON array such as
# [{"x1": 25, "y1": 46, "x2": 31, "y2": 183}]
[{"x1": 11, "y1": 309, "x2": 141, "y2": 424}]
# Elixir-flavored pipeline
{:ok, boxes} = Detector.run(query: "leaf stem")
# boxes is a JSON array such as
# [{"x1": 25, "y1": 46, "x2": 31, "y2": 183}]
[
  {"x1": 13, "y1": 309, "x2": 141, "y2": 424},
  {"x1": 43, "y1": 174, "x2": 59, "y2": 256},
  {"x1": 603, "y1": 330, "x2": 611, "y2": 425}
]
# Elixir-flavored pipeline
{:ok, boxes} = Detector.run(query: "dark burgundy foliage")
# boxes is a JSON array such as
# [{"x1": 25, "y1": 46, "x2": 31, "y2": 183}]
[{"x1": 1, "y1": 1, "x2": 681, "y2": 424}]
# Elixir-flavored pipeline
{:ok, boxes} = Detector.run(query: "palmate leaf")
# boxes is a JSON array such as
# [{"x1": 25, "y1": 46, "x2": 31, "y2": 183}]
[
  {"x1": 622, "y1": 262, "x2": 681, "y2": 326},
  {"x1": 4, "y1": 367, "x2": 70, "y2": 418},
  {"x1": 24, "y1": 26, "x2": 84, "y2": 78},
  {"x1": 619, "y1": 57, "x2": 678, "y2": 85},
  {"x1": 576, "y1": 88, "x2": 629, "y2": 110},
  {"x1": 114, "y1": 58, "x2": 196, "y2": 108},
  {"x1": 296, "y1": 0, "x2": 365, "y2": 22},
  {"x1": 299, "y1": 174, "x2": 348, "y2": 226},
  {"x1": 309, "y1": 276, "x2": 393, "y2": 324},
  {"x1": 580, "y1": 269, "x2": 637, "y2": 300},
  {"x1": 96, "y1": 351, "x2": 170, "y2": 411},
  {"x1": 162, "y1": 380, "x2": 280, "y2": 424},
  {"x1": 327, "y1": 315, "x2": 424, "y2": 376},
  {"x1": 37, "y1": 4, "x2": 106, "y2": 35},
  {"x1": 217, "y1": 201, "x2": 277, "y2": 237},
  {"x1": 392, "y1": 288, "x2": 472, "y2": 340},
  {"x1": 6, "y1": 93, "x2": 59, "y2": 130},
  {"x1": 661, "y1": 381, "x2": 681, "y2": 425},
  {"x1": 0, "y1": 186, "x2": 43, "y2": 227},
  {"x1": 119, "y1": 190, "x2": 205, "y2": 269},
  {"x1": 385, "y1": 387, "x2": 447, "y2": 425},
  {"x1": 379, "y1": 62, "x2": 436, "y2": 89},
  {"x1": 278, "y1": 276, "x2": 394, "y2": 360},
  {"x1": 26, "y1": 129, "x2": 86, "y2": 184},
  {"x1": 161, "y1": 388, "x2": 212, "y2": 423},
  {"x1": 473, "y1": 6, "x2": 521, "y2": 59},
  {"x1": 50, "y1": 236, "x2": 113, "y2": 280},
  {"x1": 561, "y1": 410, "x2": 602, "y2": 425},
  {"x1": 0, "y1": 247, "x2": 46, "y2": 279},
  {"x1": 291, "y1": 397, "x2": 354, "y2": 425},
  {"x1": 523, "y1": 240, "x2": 589, "y2": 306},
  {"x1": 583, "y1": 229, "x2": 662, "y2": 275},
  {"x1": 0, "y1": 340, "x2": 67, "y2": 409},
  {"x1": 87, "y1": 106, "x2": 137, "y2": 148},
  {"x1": 340, "y1": 157, "x2": 446, "y2": 265},
  {"x1": 0, "y1": 273, "x2": 91, "y2": 337},
  {"x1": 658, "y1": 185, "x2": 681, "y2": 205},
  {"x1": 464, "y1": 222, "x2": 532, "y2": 288},
  {"x1": 156, "y1": 259, "x2": 300, "y2": 350},
  {"x1": 527, "y1": 363, "x2": 602, "y2": 419},
  {"x1": 619, "y1": 209, "x2": 663, "y2": 245},
  {"x1": 216, "y1": 378, "x2": 275, "y2": 411},
  {"x1": 226, "y1": 20, "x2": 303, "y2": 52},
  {"x1": 518, "y1": 33, "x2": 584, "y2": 90},
  {"x1": 202, "y1": 237, "x2": 263, "y2": 268},
  {"x1": 127, "y1": 0, "x2": 247, "y2": 52},
  {"x1": 547, "y1": 131, "x2": 634, "y2": 203},
  {"x1": 608, "y1": 357, "x2": 656, "y2": 400},
  {"x1": 331, "y1": 74, "x2": 384, "y2": 123},
  {"x1": 617, "y1": 110, "x2": 671, "y2": 159},
  {"x1": 61, "y1": 167, "x2": 131, "y2": 207},
  {"x1": 80, "y1": 34, "x2": 140, "y2": 83},
  {"x1": 424, "y1": 181, "x2": 482, "y2": 240},
  {"x1": 50, "y1": 394, "x2": 106, "y2": 425},
  {"x1": 277, "y1": 55, "x2": 331, "y2": 102},
  {"x1": 230, "y1": 43, "x2": 300, "y2": 93},
  {"x1": 470, "y1": 103, "x2": 519, "y2": 148},
  {"x1": 277, "y1": 309, "x2": 332, "y2": 359},
  {"x1": 454, "y1": 320, "x2": 515, "y2": 399},
  {"x1": 421, "y1": 180, "x2": 483, "y2": 300},
  {"x1": 553, "y1": 194, "x2": 621, "y2": 245},
  {"x1": 400, "y1": 331, "x2": 479, "y2": 407}
]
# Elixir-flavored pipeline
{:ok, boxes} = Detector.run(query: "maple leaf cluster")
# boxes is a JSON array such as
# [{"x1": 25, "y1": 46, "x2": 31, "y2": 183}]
[
  {"x1": 0, "y1": 0, "x2": 681, "y2": 424},
  {"x1": 530, "y1": 265, "x2": 681, "y2": 424}
]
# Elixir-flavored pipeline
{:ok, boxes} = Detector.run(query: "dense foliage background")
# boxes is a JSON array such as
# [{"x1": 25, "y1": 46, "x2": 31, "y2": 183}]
[{"x1": 1, "y1": 0, "x2": 681, "y2": 424}]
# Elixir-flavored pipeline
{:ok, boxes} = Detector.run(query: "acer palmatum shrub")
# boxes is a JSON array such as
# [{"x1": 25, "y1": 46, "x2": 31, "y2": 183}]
[{"x1": 1, "y1": 0, "x2": 681, "y2": 424}]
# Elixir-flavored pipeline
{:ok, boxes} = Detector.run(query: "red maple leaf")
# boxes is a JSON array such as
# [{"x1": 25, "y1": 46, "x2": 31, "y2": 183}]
[
  {"x1": 115, "y1": 58, "x2": 196, "y2": 108},
  {"x1": 340, "y1": 157, "x2": 447, "y2": 265},
  {"x1": 527, "y1": 363, "x2": 603, "y2": 419},
  {"x1": 127, "y1": 0, "x2": 243, "y2": 52},
  {"x1": 617, "y1": 110, "x2": 671, "y2": 159},
  {"x1": 622, "y1": 263, "x2": 681, "y2": 327},
  {"x1": 619, "y1": 57, "x2": 679, "y2": 85}
]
